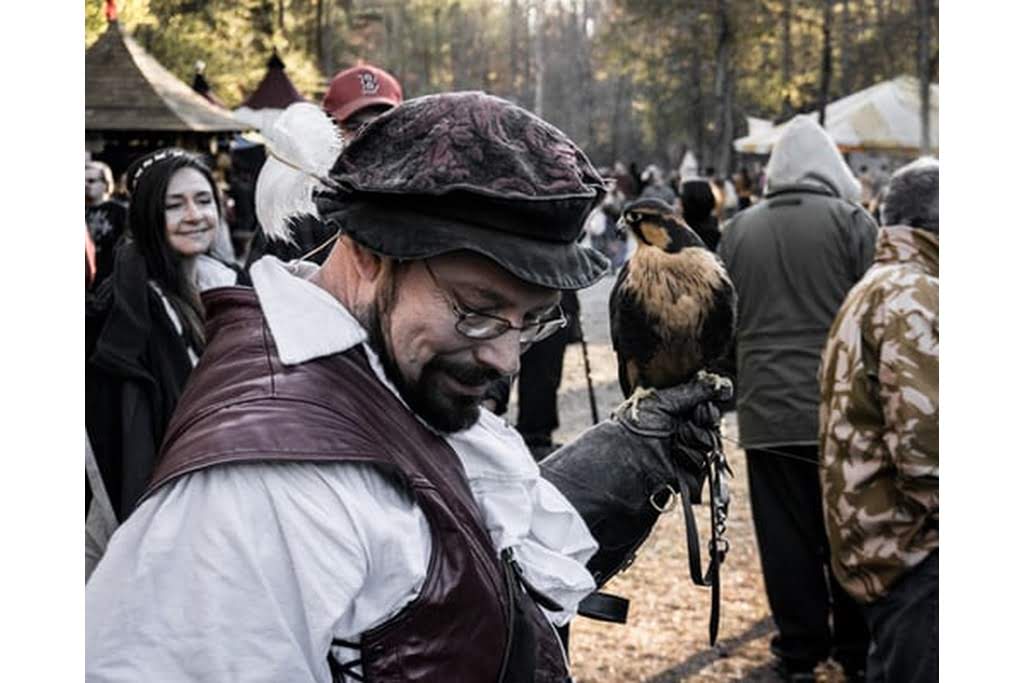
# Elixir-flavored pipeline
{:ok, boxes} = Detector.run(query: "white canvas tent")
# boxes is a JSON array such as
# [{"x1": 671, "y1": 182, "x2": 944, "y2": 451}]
[
  {"x1": 745, "y1": 116, "x2": 774, "y2": 138},
  {"x1": 733, "y1": 76, "x2": 938, "y2": 155}
]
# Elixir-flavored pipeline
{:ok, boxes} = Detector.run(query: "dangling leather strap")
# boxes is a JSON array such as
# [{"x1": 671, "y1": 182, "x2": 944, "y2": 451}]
[
  {"x1": 570, "y1": 413, "x2": 731, "y2": 643},
  {"x1": 674, "y1": 426, "x2": 730, "y2": 645},
  {"x1": 577, "y1": 592, "x2": 630, "y2": 623}
]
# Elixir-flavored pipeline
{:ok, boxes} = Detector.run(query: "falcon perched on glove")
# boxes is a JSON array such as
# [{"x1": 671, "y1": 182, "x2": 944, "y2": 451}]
[{"x1": 609, "y1": 197, "x2": 737, "y2": 414}]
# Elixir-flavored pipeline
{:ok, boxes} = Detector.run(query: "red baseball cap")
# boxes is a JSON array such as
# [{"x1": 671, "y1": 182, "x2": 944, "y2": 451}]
[{"x1": 321, "y1": 64, "x2": 403, "y2": 124}]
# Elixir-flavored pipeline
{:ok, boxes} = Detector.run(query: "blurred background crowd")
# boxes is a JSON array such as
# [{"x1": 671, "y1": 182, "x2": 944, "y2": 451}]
[{"x1": 84, "y1": 2, "x2": 939, "y2": 681}]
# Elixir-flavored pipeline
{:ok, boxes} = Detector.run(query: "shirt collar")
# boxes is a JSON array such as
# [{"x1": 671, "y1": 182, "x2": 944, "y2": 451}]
[
  {"x1": 874, "y1": 225, "x2": 939, "y2": 278},
  {"x1": 251, "y1": 256, "x2": 444, "y2": 436},
  {"x1": 249, "y1": 255, "x2": 540, "y2": 479},
  {"x1": 249, "y1": 256, "x2": 367, "y2": 365}
]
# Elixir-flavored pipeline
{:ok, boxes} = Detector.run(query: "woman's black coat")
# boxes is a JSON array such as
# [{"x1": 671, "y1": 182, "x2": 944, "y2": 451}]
[{"x1": 86, "y1": 243, "x2": 197, "y2": 522}]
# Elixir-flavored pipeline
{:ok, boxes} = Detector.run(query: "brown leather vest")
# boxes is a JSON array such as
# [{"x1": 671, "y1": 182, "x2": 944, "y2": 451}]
[{"x1": 145, "y1": 288, "x2": 569, "y2": 683}]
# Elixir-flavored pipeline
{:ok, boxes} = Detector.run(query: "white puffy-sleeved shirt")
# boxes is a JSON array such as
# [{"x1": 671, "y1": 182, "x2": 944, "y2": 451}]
[{"x1": 85, "y1": 257, "x2": 598, "y2": 682}]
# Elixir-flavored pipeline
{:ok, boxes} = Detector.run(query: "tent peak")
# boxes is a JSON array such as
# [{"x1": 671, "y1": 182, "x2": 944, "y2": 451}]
[{"x1": 238, "y1": 49, "x2": 306, "y2": 111}]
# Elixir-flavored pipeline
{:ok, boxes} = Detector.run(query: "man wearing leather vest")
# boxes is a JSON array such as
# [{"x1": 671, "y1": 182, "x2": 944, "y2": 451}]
[{"x1": 85, "y1": 92, "x2": 731, "y2": 682}]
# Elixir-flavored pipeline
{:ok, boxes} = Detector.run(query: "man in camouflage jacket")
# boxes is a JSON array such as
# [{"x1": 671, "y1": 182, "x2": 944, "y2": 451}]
[{"x1": 819, "y1": 158, "x2": 939, "y2": 683}]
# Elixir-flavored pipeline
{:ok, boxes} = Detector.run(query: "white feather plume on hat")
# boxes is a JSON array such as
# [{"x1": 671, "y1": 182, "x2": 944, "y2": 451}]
[{"x1": 255, "y1": 102, "x2": 343, "y2": 243}]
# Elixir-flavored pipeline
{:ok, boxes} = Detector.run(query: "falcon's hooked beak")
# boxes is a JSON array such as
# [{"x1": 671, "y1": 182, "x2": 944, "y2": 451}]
[{"x1": 616, "y1": 211, "x2": 639, "y2": 237}]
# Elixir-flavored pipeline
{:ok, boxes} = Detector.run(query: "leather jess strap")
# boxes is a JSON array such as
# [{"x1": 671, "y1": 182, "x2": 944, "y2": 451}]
[
  {"x1": 675, "y1": 427, "x2": 730, "y2": 646},
  {"x1": 678, "y1": 470, "x2": 724, "y2": 645},
  {"x1": 572, "y1": 420, "x2": 731, "y2": 646},
  {"x1": 575, "y1": 475, "x2": 726, "y2": 641},
  {"x1": 573, "y1": 411, "x2": 733, "y2": 647},
  {"x1": 577, "y1": 591, "x2": 630, "y2": 623}
]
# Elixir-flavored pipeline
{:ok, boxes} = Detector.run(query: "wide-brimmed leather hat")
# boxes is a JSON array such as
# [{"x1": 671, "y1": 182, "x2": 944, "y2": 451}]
[{"x1": 314, "y1": 91, "x2": 609, "y2": 290}]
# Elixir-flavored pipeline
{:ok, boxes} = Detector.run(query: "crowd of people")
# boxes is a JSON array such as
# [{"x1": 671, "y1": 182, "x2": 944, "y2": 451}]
[
  {"x1": 571, "y1": 118, "x2": 937, "y2": 683},
  {"x1": 578, "y1": 160, "x2": 761, "y2": 273},
  {"x1": 718, "y1": 118, "x2": 937, "y2": 682},
  {"x1": 84, "y1": 61, "x2": 938, "y2": 683}
]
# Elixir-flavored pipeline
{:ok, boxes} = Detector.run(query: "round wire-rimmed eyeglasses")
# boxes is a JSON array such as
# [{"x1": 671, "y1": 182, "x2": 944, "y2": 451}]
[{"x1": 421, "y1": 259, "x2": 568, "y2": 348}]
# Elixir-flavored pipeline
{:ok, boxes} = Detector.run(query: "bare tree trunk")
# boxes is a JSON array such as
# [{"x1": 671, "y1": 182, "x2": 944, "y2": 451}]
[
  {"x1": 479, "y1": 4, "x2": 492, "y2": 90},
  {"x1": 818, "y1": 0, "x2": 834, "y2": 126},
  {"x1": 853, "y1": 0, "x2": 867, "y2": 93},
  {"x1": 314, "y1": 0, "x2": 323, "y2": 71},
  {"x1": 522, "y1": 4, "x2": 532, "y2": 100},
  {"x1": 434, "y1": 7, "x2": 442, "y2": 89},
  {"x1": 383, "y1": 12, "x2": 394, "y2": 77},
  {"x1": 610, "y1": 74, "x2": 626, "y2": 163},
  {"x1": 916, "y1": 0, "x2": 932, "y2": 153},
  {"x1": 690, "y1": 49, "x2": 705, "y2": 171},
  {"x1": 421, "y1": 11, "x2": 433, "y2": 88},
  {"x1": 561, "y1": 0, "x2": 579, "y2": 140},
  {"x1": 450, "y1": 4, "x2": 470, "y2": 90},
  {"x1": 278, "y1": 0, "x2": 285, "y2": 33},
  {"x1": 509, "y1": 0, "x2": 520, "y2": 95},
  {"x1": 533, "y1": 4, "x2": 545, "y2": 117},
  {"x1": 873, "y1": 0, "x2": 886, "y2": 29},
  {"x1": 580, "y1": 0, "x2": 596, "y2": 148},
  {"x1": 781, "y1": 0, "x2": 793, "y2": 118},
  {"x1": 713, "y1": 0, "x2": 734, "y2": 173},
  {"x1": 840, "y1": 0, "x2": 851, "y2": 95},
  {"x1": 321, "y1": 0, "x2": 333, "y2": 77},
  {"x1": 874, "y1": 0, "x2": 895, "y2": 78},
  {"x1": 395, "y1": 4, "x2": 408, "y2": 86}
]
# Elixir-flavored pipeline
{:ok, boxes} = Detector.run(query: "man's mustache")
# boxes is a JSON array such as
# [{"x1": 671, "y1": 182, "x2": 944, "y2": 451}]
[{"x1": 427, "y1": 357, "x2": 502, "y2": 388}]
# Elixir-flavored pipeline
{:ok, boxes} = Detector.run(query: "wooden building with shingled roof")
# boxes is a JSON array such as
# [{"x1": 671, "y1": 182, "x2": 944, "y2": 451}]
[{"x1": 86, "y1": 18, "x2": 250, "y2": 175}]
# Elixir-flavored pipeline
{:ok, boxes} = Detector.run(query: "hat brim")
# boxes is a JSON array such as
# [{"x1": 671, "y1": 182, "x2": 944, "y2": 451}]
[
  {"x1": 330, "y1": 96, "x2": 400, "y2": 124},
  {"x1": 333, "y1": 201, "x2": 609, "y2": 290}
]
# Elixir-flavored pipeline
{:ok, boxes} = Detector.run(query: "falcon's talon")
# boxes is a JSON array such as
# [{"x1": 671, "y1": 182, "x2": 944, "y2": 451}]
[
  {"x1": 621, "y1": 386, "x2": 657, "y2": 421},
  {"x1": 696, "y1": 369, "x2": 724, "y2": 389}
]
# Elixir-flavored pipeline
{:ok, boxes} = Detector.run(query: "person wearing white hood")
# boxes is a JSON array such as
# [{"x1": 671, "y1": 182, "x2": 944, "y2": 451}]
[{"x1": 717, "y1": 115, "x2": 877, "y2": 682}]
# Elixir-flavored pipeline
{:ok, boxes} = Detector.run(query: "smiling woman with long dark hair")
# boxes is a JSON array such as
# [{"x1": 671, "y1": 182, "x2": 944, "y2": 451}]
[{"x1": 85, "y1": 149, "x2": 244, "y2": 578}]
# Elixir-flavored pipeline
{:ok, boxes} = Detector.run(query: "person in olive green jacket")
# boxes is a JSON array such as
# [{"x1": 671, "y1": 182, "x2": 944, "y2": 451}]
[
  {"x1": 819, "y1": 157, "x2": 939, "y2": 683},
  {"x1": 718, "y1": 115, "x2": 877, "y2": 682}
]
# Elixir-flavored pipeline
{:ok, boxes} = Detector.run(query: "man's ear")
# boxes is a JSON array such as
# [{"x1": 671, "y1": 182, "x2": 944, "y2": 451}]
[{"x1": 348, "y1": 238, "x2": 384, "y2": 282}]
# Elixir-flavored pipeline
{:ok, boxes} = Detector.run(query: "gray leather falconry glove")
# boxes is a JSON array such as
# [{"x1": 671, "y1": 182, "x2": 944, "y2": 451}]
[{"x1": 539, "y1": 371, "x2": 734, "y2": 644}]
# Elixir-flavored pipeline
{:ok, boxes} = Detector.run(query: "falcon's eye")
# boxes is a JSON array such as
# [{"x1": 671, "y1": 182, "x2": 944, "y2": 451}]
[{"x1": 625, "y1": 211, "x2": 641, "y2": 223}]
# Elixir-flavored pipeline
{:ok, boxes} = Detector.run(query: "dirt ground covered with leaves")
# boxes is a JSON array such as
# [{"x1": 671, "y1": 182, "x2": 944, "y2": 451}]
[{"x1": 507, "y1": 276, "x2": 849, "y2": 682}]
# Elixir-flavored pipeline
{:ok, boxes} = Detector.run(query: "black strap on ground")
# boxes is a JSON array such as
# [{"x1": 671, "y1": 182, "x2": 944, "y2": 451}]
[{"x1": 577, "y1": 591, "x2": 630, "y2": 623}]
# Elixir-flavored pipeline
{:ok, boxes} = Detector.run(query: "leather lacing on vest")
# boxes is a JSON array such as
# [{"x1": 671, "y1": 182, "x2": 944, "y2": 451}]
[
  {"x1": 326, "y1": 548, "x2": 572, "y2": 683},
  {"x1": 328, "y1": 639, "x2": 364, "y2": 682}
]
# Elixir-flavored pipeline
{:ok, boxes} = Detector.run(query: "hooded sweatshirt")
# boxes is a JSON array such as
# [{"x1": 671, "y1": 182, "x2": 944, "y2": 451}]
[
  {"x1": 764, "y1": 115, "x2": 862, "y2": 203},
  {"x1": 717, "y1": 116, "x2": 878, "y2": 448}
]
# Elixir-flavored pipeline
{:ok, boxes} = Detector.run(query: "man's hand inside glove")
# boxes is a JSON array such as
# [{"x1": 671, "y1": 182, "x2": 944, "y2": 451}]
[
  {"x1": 612, "y1": 370, "x2": 732, "y2": 439},
  {"x1": 539, "y1": 371, "x2": 733, "y2": 587},
  {"x1": 611, "y1": 371, "x2": 733, "y2": 505}
]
